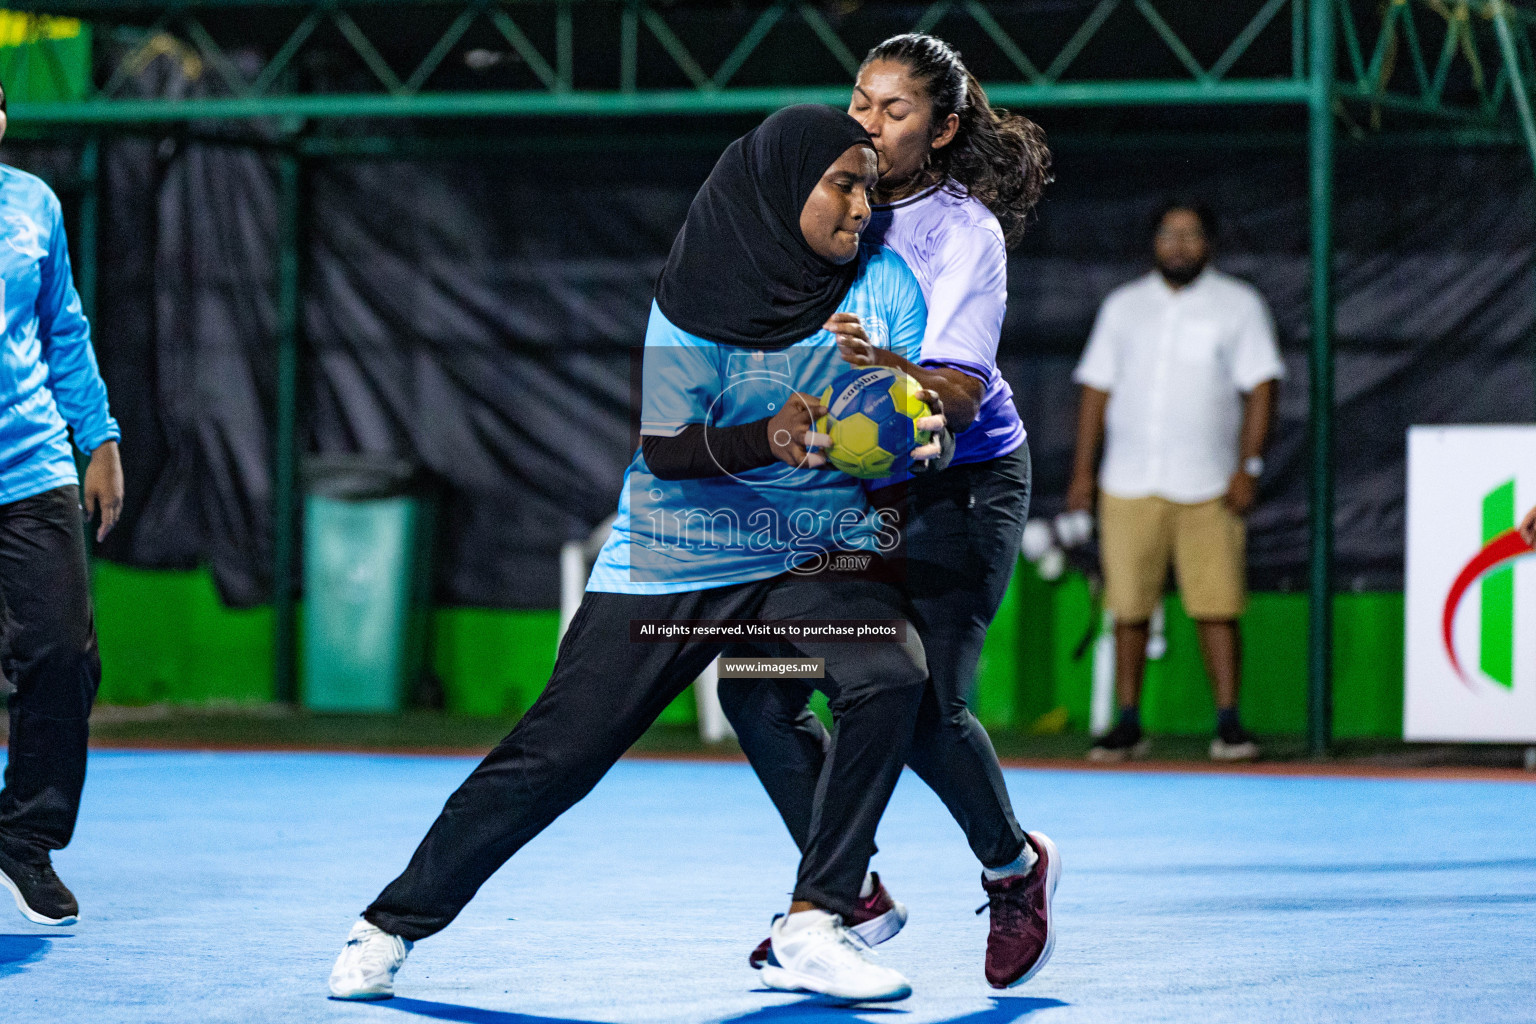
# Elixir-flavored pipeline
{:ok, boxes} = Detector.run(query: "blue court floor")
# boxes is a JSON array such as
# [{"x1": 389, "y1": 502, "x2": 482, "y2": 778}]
[{"x1": 0, "y1": 751, "x2": 1532, "y2": 1024}]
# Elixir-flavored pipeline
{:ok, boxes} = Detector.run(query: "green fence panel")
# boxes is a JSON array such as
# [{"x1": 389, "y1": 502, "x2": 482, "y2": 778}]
[
  {"x1": 90, "y1": 563, "x2": 1410, "y2": 740},
  {"x1": 1241, "y1": 594, "x2": 1310, "y2": 734},
  {"x1": 433, "y1": 607, "x2": 561, "y2": 718},
  {"x1": 1333, "y1": 592, "x2": 1405, "y2": 738},
  {"x1": 93, "y1": 563, "x2": 274, "y2": 705},
  {"x1": 433, "y1": 606, "x2": 696, "y2": 724},
  {"x1": 1006, "y1": 565, "x2": 1407, "y2": 739}
]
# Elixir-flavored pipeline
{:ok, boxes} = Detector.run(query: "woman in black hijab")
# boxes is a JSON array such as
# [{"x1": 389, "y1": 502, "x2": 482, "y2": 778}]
[
  {"x1": 329, "y1": 106, "x2": 933, "y2": 1005},
  {"x1": 656, "y1": 103, "x2": 869, "y2": 349},
  {"x1": 644, "y1": 103, "x2": 942, "y2": 479}
]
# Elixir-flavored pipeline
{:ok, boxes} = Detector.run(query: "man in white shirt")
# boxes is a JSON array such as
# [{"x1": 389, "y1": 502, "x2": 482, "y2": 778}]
[{"x1": 1067, "y1": 202, "x2": 1282, "y2": 762}]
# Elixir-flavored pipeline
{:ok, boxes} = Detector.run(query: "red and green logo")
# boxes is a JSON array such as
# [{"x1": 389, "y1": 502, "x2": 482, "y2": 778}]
[{"x1": 1442, "y1": 479, "x2": 1533, "y2": 688}]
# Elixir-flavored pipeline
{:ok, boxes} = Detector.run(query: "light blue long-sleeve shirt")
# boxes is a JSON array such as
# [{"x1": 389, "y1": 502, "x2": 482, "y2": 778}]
[
  {"x1": 0, "y1": 164, "x2": 119, "y2": 505},
  {"x1": 588, "y1": 244, "x2": 927, "y2": 594}
]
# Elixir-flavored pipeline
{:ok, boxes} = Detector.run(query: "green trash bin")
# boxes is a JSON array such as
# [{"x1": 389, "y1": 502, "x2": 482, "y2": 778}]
[{"x1": 301, "y1": 456, "x2": 435, "y2": 713}]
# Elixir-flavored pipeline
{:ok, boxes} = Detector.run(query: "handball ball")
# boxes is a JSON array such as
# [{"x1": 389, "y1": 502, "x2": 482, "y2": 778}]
[{"x1": 816, "y1": 367, "x2": 932, "y2": 479}]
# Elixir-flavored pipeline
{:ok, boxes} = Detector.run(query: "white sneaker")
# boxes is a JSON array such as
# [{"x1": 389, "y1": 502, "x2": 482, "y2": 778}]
[
  {"x1": 760, "y1": 909, "x2": 912, "y2": 1002},
  {"x1": 328, "y1": 920, "x2": 413, "y2": 1000}
]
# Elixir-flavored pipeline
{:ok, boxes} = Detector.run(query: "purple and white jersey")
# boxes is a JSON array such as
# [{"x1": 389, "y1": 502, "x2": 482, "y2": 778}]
[{"x1": 865, "y1": 183, "x2": 1025, "y2": 467}]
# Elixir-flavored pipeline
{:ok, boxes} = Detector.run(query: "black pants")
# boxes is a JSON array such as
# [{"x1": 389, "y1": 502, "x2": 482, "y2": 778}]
[
  {"x1": 0, "y1": 485, "x2": 101, "y2": 855},
  {"x1": 720, "y1": 445, "x2": 1031, "y2": 869},
  {"x1": 364, "y1": 572, "x2": 926, "y2": 941}
]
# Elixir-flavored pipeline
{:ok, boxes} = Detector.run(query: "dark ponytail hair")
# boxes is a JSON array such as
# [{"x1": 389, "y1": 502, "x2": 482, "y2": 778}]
[{"x1": 861, "y1": 34, "x2": 1051, "y2": 248}]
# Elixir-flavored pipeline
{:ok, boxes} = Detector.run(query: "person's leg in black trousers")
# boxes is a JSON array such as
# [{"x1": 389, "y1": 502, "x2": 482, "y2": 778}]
[
  {"x1": 720, "y1": 447, "x2": 1030, "y2": 868},
  {"x1": 903, "y1": 445, "x2": 1059, "y2": 991},
  {"x1": 719, "y1": 675, "x2": 827, "y2": 844},
  {"x1": 331, "y1": 586, "x2": 744, "y2": 1000},
  {"x1": 724, "y1": 451, "x2": 1062, "y2": 994},
  {"x1": 362, "y1": 587, "x2": 750, "y2": 941},
  {"x1": 902, "y1": 445, "x2": 1031, "y2": 869},
  {"x1": 735, "y1": 571, "x2": 924, "y2": 1002},
  {"x1": 758, "y1": 574, "x2": 926, "y2": 921},
  {"x1": 721, "y1": 447, "x2": 1059, "y2": 991},
  {"x1": 0, "y1": 485, "x2": 102, "y2": 926}
]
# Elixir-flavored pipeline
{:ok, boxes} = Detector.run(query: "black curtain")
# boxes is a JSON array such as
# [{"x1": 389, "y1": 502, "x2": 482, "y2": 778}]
[
  {"x1": 1008, "y1": 144, "x2": 1536, "y2": 591},
  {"x1": 21, "y1": 133, "x2": 1530, "y2": 608}
]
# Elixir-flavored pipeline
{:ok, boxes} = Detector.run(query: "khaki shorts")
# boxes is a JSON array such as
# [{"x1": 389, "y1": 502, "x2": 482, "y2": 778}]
[{"x1": 1098, "y1": 491, "x2": 1246, "y2": 621}]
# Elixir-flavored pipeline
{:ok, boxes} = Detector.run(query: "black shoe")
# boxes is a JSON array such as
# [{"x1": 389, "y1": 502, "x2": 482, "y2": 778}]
[
  {"x1": 1210, "y1": 721, "x2": 1261, "y2": 762},
  {"x1": 0, "y1": 841, "x2": 79, "y2": 925},
  {"x1": 1088, "y1": 720, "x2": 1150, "y2": 763}
]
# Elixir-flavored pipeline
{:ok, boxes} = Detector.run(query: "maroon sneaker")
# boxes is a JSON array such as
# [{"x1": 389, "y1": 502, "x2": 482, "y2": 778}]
[
  {"x1": 978, "y1": 832, "x2": 1060, "y2": 989},
  {"x1": 748, "y1": 872, "x2": 908, "y2": 969}
]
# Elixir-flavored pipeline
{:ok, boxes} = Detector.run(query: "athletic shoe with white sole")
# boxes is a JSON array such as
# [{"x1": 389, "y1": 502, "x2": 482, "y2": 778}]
[
  {"x1": 1087, "y1": 721, "x2": 1151, "y2": 763},
  {"x1": 979, "y1": 831, "x2": 1061, "y2": 989},
  {"x1": 749, "y1": 872, "x2": 906, "y2": 969},
  {"x1": 0, "y1": 841, "x2": 78, "y2": 926},
  {"x1": 1209, "y1": 722, "x2": 1261, "y2": 762},
  {"x1": 328, "y1": 919, "x2": 413, "y2": 1000},
  {"x1": 760, "y1": 909, "x2": 911, "y2": 1002}
]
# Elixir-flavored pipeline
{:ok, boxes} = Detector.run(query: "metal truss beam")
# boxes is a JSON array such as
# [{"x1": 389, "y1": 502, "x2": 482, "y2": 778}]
[
  {"x1": 1490, "y1": 0, "x2": 1536, "y2": 172},
  {"x1": 0, "y1": 2, "x2": 1414, "y2": 117},
  {"x1": 1335, "y1": 0, "x2": 1536, "y2": 125},
  {"x1": 0, "y1": 0, "x2": 1528, "y2": 131},
  {"x1": 8, "y1": 80, "x2": 1317, "y2": 123}
]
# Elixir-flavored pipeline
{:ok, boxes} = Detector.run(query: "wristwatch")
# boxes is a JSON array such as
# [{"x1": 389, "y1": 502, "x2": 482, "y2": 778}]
[{"x1": 1242, "y1": 456, "x2": 1265, "y2": 477}]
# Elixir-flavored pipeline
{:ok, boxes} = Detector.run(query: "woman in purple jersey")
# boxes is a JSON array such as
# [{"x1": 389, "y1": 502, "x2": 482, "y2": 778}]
[{"x1": 718, "y1": 34, "x2": 1057, "y2": 990}]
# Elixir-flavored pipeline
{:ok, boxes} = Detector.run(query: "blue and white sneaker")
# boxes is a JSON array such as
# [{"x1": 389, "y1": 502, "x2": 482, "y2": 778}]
[
  {"x1": 759, "y1": 909, "x2": 912, "y2": 1002},
  {"x1": 750, "y1": 872, "x2": 906, "y2": 969}
]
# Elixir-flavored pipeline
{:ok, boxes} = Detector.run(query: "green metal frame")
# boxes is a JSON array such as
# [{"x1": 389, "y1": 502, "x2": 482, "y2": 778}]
[
  {"x1": 6, "y1": 0, "x2": 1536, "y2": 751},
  {"x1": 272, "y1": 152, "x2": 302, "y2": 705},
  {"x1": 1309, "y1": 0, "x2": 1335, "y2": 758},
  {"x1": 0, "y1": 0, "x2": 1523, "y2": 122}
]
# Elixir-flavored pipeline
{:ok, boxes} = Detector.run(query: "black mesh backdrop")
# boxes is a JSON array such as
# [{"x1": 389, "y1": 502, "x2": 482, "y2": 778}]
[{"x1": 9, "y1": 133, "x2": 1528, "y2": 607}]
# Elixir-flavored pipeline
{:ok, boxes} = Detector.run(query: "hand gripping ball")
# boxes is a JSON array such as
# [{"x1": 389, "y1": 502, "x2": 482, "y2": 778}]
[{"x1": 815, "y1": 366, "x2": 933, "y2": 480}]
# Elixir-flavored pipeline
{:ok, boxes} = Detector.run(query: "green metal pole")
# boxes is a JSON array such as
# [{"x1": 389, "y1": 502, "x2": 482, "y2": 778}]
[
  {"x1": 77, "y1": 133, "x2": 99, "y2": 323},
  {"x1": 1307, "y1": 0, "x2": 1335, "y2": 758},
  {"x1": 7, "y1": 79, "x2": 1314, "y2": 124},
  {"x1": 1491, "y1": 1, "x2": 1536, "y2": 175},
  {"x1": 272, "y1": 152, "x2": 302, "y2": 704}
]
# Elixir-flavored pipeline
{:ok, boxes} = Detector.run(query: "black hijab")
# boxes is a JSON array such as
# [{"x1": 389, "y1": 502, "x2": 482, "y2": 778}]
[{"x1": 656, "y1": 105, "x2": 873, "y2": 350}]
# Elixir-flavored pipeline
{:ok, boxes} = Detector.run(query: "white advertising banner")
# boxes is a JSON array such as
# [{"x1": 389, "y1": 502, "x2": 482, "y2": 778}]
[{"x1": 1404, "y1": 425, "x2": 1536, "y2": 742}]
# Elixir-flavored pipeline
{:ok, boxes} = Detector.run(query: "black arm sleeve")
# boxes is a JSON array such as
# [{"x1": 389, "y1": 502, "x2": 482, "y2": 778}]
[{"x1": 641, "y1": 419, "x2": 777, "y2": 480}]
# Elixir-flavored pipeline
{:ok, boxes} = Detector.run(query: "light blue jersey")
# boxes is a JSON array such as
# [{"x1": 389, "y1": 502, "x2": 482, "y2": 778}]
[
  {"x1": 588, "y1": 245, "x2": 926, "y2": 594},
  {"x1": 0, "y1": 165, "x2": 118, "y2": 505}
]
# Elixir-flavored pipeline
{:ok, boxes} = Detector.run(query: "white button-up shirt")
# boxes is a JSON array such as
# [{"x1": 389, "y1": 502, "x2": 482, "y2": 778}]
[{"x1": 1073, "y1": 268, "x2": 1283, "y2": 504}]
